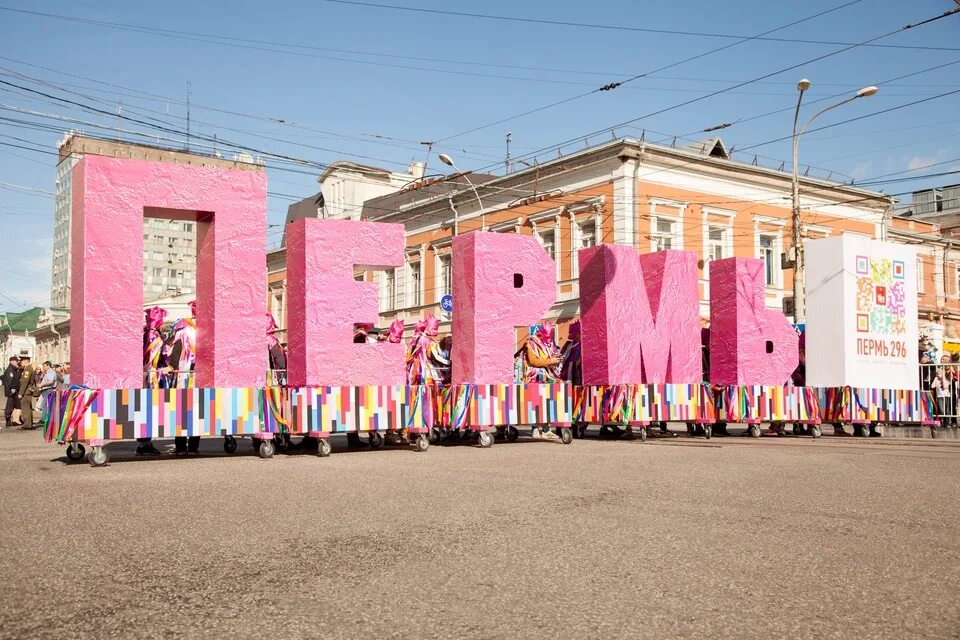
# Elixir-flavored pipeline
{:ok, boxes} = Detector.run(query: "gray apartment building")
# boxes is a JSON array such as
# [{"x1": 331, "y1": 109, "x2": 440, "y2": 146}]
[{"x1": 51, "y1": 134, "x2": 265, "y2": 308}]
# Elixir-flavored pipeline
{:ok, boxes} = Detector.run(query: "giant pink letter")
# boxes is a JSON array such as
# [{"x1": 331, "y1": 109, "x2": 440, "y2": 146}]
[
  {"x1": 286, "y1": 218, "x2": 405, "y2": 386},
  {"x1": 579, "y1": 245, "x2": 701, "y2": 384},
  {"x1": 451, "y1": 232, "x2": 556, "y2": 384},
  {"x1": 709, "y1": 257, "x2": 799, "y2": 385},
  {"x1": 71, "y1": 156, "x2": 267, "y2": 388}
]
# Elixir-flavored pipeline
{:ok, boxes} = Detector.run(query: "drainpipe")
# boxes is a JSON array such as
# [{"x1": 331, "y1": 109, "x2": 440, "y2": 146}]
[{"x1": 447, "y1": 196, "x2": 459, "y2": 236}]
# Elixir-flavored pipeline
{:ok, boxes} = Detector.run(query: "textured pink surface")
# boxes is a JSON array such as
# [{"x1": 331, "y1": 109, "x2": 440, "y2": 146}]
[
  {"x1": 285, "y1": 219, "x2": 404, "y2": 386},
  {"x1": 579, "y1": 246, "x2": 700, "y2": 384},
  {"x1": 70, "y1": 156, "x2": 267, "y2": 388},
  {"x1": 709, "y1": 258, "x2": 799, "y2": 385},
  {"x1": 451, "y1": 232, "x2": 556, "y2": 384}
]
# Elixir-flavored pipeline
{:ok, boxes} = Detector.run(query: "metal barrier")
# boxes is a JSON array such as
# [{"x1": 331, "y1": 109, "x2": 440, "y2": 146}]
[{"x1": 918, "y1": 363, "x2": 960, "y2": 426}]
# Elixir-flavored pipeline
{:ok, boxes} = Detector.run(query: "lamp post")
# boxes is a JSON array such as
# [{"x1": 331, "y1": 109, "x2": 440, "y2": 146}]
[
  {"x1": 438, "y1": 152, "x2": 485, "y2": 235},
  {"x1": 791, "y1": 80, "x2": 878, "y2": 324}
]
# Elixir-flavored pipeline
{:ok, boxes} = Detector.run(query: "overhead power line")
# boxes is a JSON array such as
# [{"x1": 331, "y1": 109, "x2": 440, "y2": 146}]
[
  {"x1": 438, "y1": 0, "x2": 864, "y2": 142},
  {"x1": 317, "y1": 0, "x2": 960, "y2": 52}
]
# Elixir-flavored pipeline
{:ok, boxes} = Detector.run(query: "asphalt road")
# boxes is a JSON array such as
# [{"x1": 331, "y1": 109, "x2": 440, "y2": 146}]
[{"x1": 1, "y1": 427, "x2": 959, "y2": 640}]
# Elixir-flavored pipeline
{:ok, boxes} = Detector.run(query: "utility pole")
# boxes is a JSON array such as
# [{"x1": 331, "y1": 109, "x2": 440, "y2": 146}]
[
  {"x1": 185, "y1": 81, "x2": 191, "y2": 153},
  {"x1": 505, "y1": 132, "x2": 512, "y2": 174}
]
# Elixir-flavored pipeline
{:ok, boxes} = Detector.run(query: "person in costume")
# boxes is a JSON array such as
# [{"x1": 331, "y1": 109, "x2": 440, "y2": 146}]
[
  {"x1": 406, "y1": 315, "x2": 448, "y2": 386},
  {"x1": 136, "y1": 306, "x2": 168, "y2": 456},
  {"x1": 165, "y1": 301, "x2": 199, "y2": 454},
  {"x1": 559, "y1": 320, "x2": 584, "y2": 437},
  {"x1": 266, "y1": 312, "x2": 287, "y2": 385},
  {"x1": 515, "y1": 322, "x2": 562, "y2": 440}
]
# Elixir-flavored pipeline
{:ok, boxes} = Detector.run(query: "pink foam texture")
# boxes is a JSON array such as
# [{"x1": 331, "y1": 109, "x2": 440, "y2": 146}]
[
  {"x1": 70, "y1": 155, "x2": 267, "y2": 388},
  {"x1": 579, "y1": 245, "x2": 701, "y2": 384},
  {"x1": 708, "y1": 257, "x2": 799, "y2": 385},
  {"x1": 451, "y1": 232, "x2": 556, "y2": 384},
  {"x1": 285, "y1": 218, "x2": 405, "y2": 386}
]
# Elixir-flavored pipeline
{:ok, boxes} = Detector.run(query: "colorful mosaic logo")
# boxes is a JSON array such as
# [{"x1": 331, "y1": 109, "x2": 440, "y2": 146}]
[{"x1": 855, "y1": 256, "x2": 905, "y2": 336}]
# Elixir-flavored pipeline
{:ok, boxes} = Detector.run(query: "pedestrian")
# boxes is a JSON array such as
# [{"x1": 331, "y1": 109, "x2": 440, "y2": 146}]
[
  {"x1": 37, "y1": 361, "x2": 57, "y2": 423},
  {"x1": 61, "y1": 363, "x2": 70, "y2": 387},
  {"x1": 2, "y1": 355, "x2": 21, "y2": 426},
  {"x1": 932, "y1": 368, "x2": 952, "y2": 428},
  {"x1": 16, "y1": 355, "x2": 38, "y2": 429}
]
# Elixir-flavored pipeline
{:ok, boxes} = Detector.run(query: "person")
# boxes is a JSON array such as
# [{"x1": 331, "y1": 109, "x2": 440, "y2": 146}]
[
  {"x1": 438, "y1": 335, "x2": 452, "y2": 385},
  {"x1": 61, "y1": 363, "x2": 70, "y2": 388},
  {"x1": 932, "y1": 368, "x2": 952, "y2": 429},
  {"x1": 941, "y1": 355, "x2": 957, "y2": 427},
  {"x1": 559, "y1": 321, "x2": 584, "y2": 437},
  {"x1": 165, "y1": 304, "x2": 199, "y2": 454},
  {"x1": 136, "y1": 307, "x2": 167, "y2": 456},
  {"x1": 2, "y1": 356, "x2": 21, "y2": 426},
  {"x1": 344, "y1": 324, "x2": 376, "y2": 448},
  {"x1": 17, "y1": 355, "x2": 38, "y2": 429},
  {"x1": 515, "y1": 322, "x2": 562, "y2": 440},
  {"x1": 37, "y1": 361, "x2": 57, "y2": 424}
]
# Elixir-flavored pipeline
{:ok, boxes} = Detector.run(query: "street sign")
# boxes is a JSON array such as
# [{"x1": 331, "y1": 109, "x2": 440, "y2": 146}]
[{"x1": 440, "y1": 294, "x2": 453, "y2": 314}]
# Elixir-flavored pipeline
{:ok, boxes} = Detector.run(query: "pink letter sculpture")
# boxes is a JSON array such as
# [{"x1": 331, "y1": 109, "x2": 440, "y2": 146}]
[
  {"x1": 71, "y1": 156, "x2": 267, "y2": 388},
  {"x1": 709, "y1": 257, "x2": 799, "y2": 385},
  {"x1": 579, "y1": 245, "x2": 701, "y2": 384},
  {"x1": 451, "y1": 232, "x2": 556, "y2": 384},
  {"x1": 285, "y1": 218, "x2": 405, "y2": 386}
]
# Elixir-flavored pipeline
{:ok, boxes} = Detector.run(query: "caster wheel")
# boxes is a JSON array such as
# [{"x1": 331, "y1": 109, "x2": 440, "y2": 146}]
[
  {"x1": 368, "y1": 432, "x2": 383, "y2": 449},
  {"x1": 792, "y1": 424, "x2": 802, "y2": 436},
  {"x1": 854, "y1": 424, "x2": 869, "y2": 437},
  {"x1": 429, "y1": 428, "x2": 441, "y2": 445},
  {"x1": 66, "y1": 442, "x2": 86, "y2": 462},
  {"x1": 505, "y1": 426, "x2": 520, "y2": 442},
  {"x1": 931, "y1": 426, "x2": 939, "y2": 439},
  {"x1": 477, "y1": 431, "x2": 493, "y2": 448},
  {"x1": 639, "y1": 427, "x2": 647, "y2": 442},
  {"x1": 748, "y1": 424, "x2": 761, "y2": 438},
  {"x1": 559, "y1": 427, "x2": 573, "y2": 445},
  {"x1": 811, "y1": 424, "x2": 822, "y2": 438},
  {"x1": 704, "y1": 424, "x2": 712, "y2": 440},
  {"x1": 317, "y1": 439, "x2": 332, "y2": 457},
  {"x1": 223, "y1": 436, "x2": 237, "y2": 454},
  {"x1": 258, "y1": 439, "x2": 275, "y2": 459},
  {"x1": 87, "y1": 448, "x2": 108, "y2": 467},
  {"x1": 415, "y1": 434, "x2": 430, "y2": 452}
]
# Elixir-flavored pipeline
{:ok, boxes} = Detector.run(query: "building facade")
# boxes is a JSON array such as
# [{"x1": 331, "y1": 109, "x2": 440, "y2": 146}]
[
  {"x1": 264, "y1": 137, "x2": 895, "y2": 343},
  {"x1": 51, "y1": 134, "x2": 265, "y2": 308}
]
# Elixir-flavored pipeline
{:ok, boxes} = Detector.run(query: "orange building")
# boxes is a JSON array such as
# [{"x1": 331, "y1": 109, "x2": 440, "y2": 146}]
[{"x1": 268, "y1": 136, "x2": 895, "y2": 344}]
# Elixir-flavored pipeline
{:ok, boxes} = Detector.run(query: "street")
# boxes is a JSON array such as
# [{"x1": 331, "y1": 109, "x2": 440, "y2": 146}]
[{"x1": 1, "y1": 428, "x2": 958, "y2": 639}]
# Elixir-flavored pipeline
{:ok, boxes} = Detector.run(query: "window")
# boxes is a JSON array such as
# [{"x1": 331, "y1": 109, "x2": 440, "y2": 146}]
[
  {"x1": 409, "y1": 261, "x2": 421, "y2": 307},
  {"x1": 354, "y1": 271, "x2": 364, "y2": 282},
  {"x1": 439, "y1": 254, "x2": 452, "y2": 295},
  {"x1": 152, "y1": 235, "x2": 163, "y2": 245},
  {"x1": 168, "y1": 269, "x2": 178, "y2": 278},
  {"x1": 151, "y1": 252, "x2": 163, "y2": 261},
  {"x1": 759, "y1": 234, "x2": 778, "y2": 287},
  {"x1": 168, "y1": 237, "x2": 177, "y2": 246},
  {"x1": 183, "y1": 223, "x2": 194, "y2": 232},
  {"x1": 538, "y1": 229, "x2": 556, "y2": 262},
  {"x1": 706, "y1": 226, "x2": 726, "y2": 263},
  {"x1": 652, "y1": 218, "x2": 676, "y2": 252},
  {"x1": 572, "y1": 220, "x2": 597, "y2": 277},
  {"x1": 152, "y1": 267, "x2": 163, "y2": 277},
  {"x1": 383, "y1": 269, "x2": 396, "y2": 312}
]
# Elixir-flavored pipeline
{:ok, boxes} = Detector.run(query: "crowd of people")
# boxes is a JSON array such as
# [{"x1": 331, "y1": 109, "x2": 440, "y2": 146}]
[
  {"x1": 919, "y1": 336, "x2": 960, "y2": 428},
  {"x1": 1, "y1": 356, "x2": 70, "y2": 429}
]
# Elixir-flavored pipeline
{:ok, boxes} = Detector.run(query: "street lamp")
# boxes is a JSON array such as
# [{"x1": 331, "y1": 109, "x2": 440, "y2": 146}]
[
  {"x1": 438, "y1": 152, "x2": 486, "y2": 235},
  {"x1": 791, "y1": 80, "x2": 878, "y2": 324}
]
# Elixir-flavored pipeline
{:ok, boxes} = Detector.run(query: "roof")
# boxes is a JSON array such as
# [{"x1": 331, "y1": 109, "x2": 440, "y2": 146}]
[
  {"x1": 317, "y1": 161, "x2": 393, "y2": 183},
  {"x1": 0, "y1": 307, "x2": 45, "y2": 332},
  {"x1": 679, "y1": 137, "x2": 730, "y2": 159},
  {"x1": 362, "y1": 172, "x2": 498, "y2": 219}
]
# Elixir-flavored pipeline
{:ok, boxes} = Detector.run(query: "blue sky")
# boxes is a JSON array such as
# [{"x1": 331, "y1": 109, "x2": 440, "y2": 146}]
[{"x1": 0, "y1": 0, "x2": 957, "y2": 312}]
